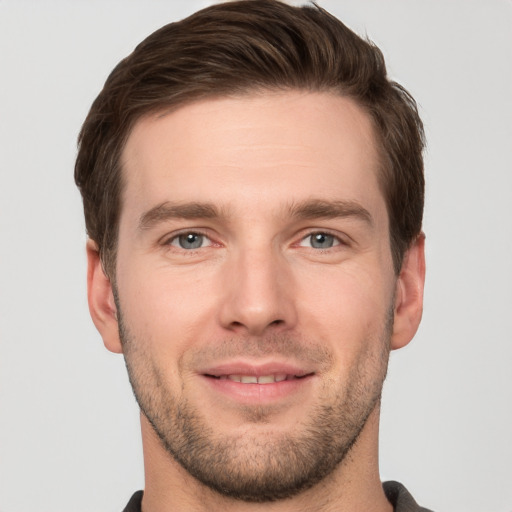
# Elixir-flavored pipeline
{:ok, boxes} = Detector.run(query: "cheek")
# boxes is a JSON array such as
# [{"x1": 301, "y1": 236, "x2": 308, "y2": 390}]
[
  {"x1": 294, "y1": 262, "x2": 394, "y2": 359},
  {"x1": 117, "y1": 265, "x2": 220, "y2": 352}
]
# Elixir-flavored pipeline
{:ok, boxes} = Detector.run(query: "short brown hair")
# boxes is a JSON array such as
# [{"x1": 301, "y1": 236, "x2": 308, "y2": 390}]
[{"x1": 75, "y1": 0, "x2": 425, "y2": 277}]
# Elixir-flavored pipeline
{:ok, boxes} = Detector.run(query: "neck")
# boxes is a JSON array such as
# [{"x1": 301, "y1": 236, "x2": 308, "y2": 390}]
[{"x1": 139, "y1": 405, "x2": 392, "y2": 512}]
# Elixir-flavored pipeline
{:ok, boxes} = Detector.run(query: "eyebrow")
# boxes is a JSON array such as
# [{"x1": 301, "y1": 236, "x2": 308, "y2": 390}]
[
  {"x1": 138, "y1": 201, "x2": 222, "y2": 231},
  {"x1": 287, "y1": 199, "x2": 373, "y2": 226},
  {"x1": 138, "y1": 198, "x2": 373, "y2": 231}
]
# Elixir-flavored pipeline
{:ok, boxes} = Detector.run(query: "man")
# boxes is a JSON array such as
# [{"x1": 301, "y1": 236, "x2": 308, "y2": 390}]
[{"x1": 75, "y1": 1, "x2": 429, "y2": 510}]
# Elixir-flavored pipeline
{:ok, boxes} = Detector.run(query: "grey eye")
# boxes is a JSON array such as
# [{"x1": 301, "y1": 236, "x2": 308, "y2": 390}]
[
  {"x1": 176, "y1": 233, "x2": 205, "y2": 249},
  {"x1": 309, "y1": 233, "x2": 336, "y2": 249}
]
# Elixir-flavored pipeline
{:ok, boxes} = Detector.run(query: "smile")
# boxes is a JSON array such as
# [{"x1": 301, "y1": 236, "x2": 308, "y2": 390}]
[
  {"x1": 200, "y1": 366, "x2": 315, "y2": 403},
  {"x1": 206, "y1": 374, "x2": 309, "y2": 384}
]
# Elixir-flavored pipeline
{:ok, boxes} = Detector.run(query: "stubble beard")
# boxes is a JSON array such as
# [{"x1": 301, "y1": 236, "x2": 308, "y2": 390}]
[{"x1": 117, "y1": 306, "x2": 393, "y2": 503}]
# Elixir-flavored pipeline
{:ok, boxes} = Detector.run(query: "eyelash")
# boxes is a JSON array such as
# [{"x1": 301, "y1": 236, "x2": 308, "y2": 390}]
[
  {"x1": 162, "y1": 229, "x2": 347, "y2": 254},
  {"x1": 297, "y1": 231, "x2": 347, "y2": 251},
  {"x1": 163, "y1": 230, "x2": 214, "y2": 251}
]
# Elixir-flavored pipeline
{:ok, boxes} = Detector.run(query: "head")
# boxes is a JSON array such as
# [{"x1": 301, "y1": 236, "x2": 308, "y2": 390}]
[
  {"x1": 75, "y1": 0, "x2": 424, "y2": 280},
  {"x1": 77, "y1": 0, "x2": 426, "y2": 504}
]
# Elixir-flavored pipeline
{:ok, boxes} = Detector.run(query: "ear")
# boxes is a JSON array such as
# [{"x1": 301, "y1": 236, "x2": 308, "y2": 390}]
[
  {"x1": 86, "y1": 239, "x2": 123, "y2": 354},
  {"x1": 391, "y1": 233, "x2": 426, "y2": 350}
]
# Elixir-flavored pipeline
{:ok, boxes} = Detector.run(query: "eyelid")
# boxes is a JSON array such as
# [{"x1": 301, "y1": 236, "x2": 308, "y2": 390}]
[
  {"x1": 296, "y1": 229, "x2": 348, "y2": 248},
  {"x1": 171, "y1": 234, "x2": 211, "y2": 249},
  {"x1": 159, "y1": 227, "x2": 350, "y2": 250},
  {"x1": 161, "y1": 228, "x2": 215, "y2": 248}
]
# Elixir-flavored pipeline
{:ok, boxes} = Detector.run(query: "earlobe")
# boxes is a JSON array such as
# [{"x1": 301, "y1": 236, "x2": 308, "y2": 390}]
[
  {"x1": 86, "y1": 239, "x2": 123, "y2": 354},
  {"x1": 391, "y1": 233, "x2": 426, "y2": 350}
]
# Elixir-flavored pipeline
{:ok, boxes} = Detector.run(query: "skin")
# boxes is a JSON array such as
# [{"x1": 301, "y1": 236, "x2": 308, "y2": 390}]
[{"x1": 87, "y1": 91, "x2": 425, "y2": 512}]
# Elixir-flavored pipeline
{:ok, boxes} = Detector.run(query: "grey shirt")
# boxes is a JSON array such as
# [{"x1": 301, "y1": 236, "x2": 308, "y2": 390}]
[
  {"x1": 383, "y1": 481, "x2": 434, "y2": 512},
  {"x1": 123, "y1": 481, "x2": 433, "y2": 511}
]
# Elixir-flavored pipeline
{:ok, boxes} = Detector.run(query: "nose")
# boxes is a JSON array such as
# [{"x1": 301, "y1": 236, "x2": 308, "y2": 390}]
[{"x1": 218, "y1": 247, "x2": 298, "y2": 336}]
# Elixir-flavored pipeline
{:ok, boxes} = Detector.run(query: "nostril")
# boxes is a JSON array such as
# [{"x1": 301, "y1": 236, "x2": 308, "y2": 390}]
[{"x1": 229, "y1": 319, "x2": 284, "y2": 331}]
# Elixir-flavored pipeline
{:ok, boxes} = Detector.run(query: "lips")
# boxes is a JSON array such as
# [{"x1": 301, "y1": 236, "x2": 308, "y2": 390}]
[
  {"x1": 199, "y1": 361, "x2": 315, "y2": 402},
  {"x1": 206, "y1": 373, "x2": 309, "y2": 384},
  {"x1": 201, "y1": 361, "x2": 313, "y2": 381}
]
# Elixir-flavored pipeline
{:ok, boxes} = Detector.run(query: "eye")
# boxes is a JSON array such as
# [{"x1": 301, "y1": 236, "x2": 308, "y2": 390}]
[
  {"x1": 169, "y1": 232, "x2": 211, "y2": 250},
  {"x1": 300, "y1": 232, "x2": 340, "y2": 249}
]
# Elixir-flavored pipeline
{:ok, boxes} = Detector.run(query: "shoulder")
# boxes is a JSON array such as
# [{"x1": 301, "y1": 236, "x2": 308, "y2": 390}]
[
  {"x1": 383, "y1": 481, "x2": 434, "y2": 512},
  {"x1": 122, "y1": 490, "x2": 143, "y2": 512}
]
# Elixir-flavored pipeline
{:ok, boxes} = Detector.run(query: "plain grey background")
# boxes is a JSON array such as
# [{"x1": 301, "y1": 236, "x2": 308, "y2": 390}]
[{"x1": 1, "y1": 1, "x2": 511, "y2": 511}]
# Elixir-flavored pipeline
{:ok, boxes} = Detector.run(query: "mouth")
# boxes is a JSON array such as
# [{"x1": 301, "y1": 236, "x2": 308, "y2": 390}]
[
  {"x1": 204, "y1": 373, "x2": 312, "y2": 384},
  {"x1": 199, "y1": 362, "x2": 315, "y2": 403}
]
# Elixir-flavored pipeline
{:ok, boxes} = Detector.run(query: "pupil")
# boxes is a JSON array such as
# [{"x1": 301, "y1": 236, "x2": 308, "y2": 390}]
[
  {"x1": 179, "y1": 233, "x2": 202, "y2": 249},
  {"x1": 311, "y1": 233, "x2": 333, "y2": 248}
]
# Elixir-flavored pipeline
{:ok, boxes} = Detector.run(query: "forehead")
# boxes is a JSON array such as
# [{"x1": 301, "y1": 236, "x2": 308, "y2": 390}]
[{"x1": 120, "y1": 91, "x2": 384, "y2": 223}]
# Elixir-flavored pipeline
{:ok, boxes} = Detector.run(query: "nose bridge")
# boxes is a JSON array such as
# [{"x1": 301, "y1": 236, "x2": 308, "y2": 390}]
[{"x1": 219, "y1": 240, "x2": 296, "y2": 335}]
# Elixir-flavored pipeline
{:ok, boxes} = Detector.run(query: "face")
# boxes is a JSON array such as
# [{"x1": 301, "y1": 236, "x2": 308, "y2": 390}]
[{"x1": 93, "y1": 91, "x2": 417, "y2": 501}]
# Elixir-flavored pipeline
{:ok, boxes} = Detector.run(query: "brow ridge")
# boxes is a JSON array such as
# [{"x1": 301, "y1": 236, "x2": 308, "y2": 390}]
[
  {"x1": 139, "y1": 201, "x2": 221, "y2": 230},
  {"x1": 287, "y1": 199, "x2": 373, "y2": 225},
  {"x1": 138, "y1": 198, "x2": 373, "y2": 231}
]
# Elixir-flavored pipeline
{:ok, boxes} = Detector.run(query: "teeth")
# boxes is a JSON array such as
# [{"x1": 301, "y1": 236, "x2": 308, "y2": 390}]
[{"x1": 225, "y1": 374, "x2": 291, "y2": 384}]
